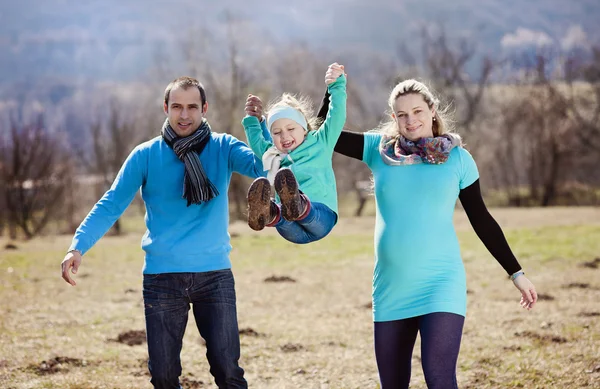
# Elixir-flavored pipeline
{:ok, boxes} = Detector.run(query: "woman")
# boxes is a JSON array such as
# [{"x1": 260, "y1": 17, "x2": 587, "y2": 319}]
[{"x1": 321, "y1": 79, "x2": 538, "y2": 389}]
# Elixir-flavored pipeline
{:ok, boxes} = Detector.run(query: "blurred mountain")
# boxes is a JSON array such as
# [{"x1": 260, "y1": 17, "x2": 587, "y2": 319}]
[{"x1": 0, "y1": 0, "x2": 598, "y2": 84}]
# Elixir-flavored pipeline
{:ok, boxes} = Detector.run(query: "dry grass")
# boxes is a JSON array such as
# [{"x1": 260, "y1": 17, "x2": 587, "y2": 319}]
[{"x1": 0, "y1": 207, "x2": 599, "y2": 388}]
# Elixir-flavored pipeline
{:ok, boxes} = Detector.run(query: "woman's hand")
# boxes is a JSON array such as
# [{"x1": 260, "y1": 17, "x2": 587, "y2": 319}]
[{"x1": 513, "y1": 274, "x2": 538, "y2": 310}]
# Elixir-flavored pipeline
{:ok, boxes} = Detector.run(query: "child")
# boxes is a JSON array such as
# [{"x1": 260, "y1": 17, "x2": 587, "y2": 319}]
[{"x1": 241, "y1": 63, "x2": 346, "y2": 244}]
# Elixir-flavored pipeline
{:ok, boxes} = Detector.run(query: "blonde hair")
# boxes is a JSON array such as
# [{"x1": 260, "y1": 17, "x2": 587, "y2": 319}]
[
  {"x1": 376, "y1": 79, "x2": 454, "y2": 137},
  {"x1": 266, "y1": 93, "x2": 322, "y2": 131}
]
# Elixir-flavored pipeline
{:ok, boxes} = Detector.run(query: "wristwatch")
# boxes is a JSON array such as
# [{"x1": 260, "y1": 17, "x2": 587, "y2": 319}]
[{"x1": 509, "y1": 270, "x2": 524, "y2": 281}]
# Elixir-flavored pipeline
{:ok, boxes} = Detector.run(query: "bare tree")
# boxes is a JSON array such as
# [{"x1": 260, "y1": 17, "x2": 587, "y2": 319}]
[
  {"x1": 75, "y1": 99, "x2": 137, "y2": 235},
  {"x1": 395, "y1": 27, "x2": 495, "y2": 138},
  {"x1": 565, "y1": 46, "x2": 600, "y2": 154},
  {"x1": 0, "y1": 115, "x2": 73, "y2": 239},
  {"x1": 491, "y1": 51, "x2": 580, "y2": 206},
  {"x1": 0, "y1": 159, "x2": 6, "y2": 237},
  {"x1": 489, "y1": 97, "x2": 528, "y2": 205}
]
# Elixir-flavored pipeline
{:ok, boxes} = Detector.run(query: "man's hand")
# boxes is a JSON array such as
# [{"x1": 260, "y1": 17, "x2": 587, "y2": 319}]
[
  {"x1": 61, "y1": 250, "x2": 82, "y2": 286},
  {"x1": 245, "y1": 94, "x2": 264, "y2": 118},
  {"x1": 325, "y1": 62, "x2": 345, "y2": 85}
]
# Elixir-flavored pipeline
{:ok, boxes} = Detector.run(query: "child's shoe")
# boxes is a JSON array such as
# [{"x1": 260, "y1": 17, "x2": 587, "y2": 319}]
[
  {"x1": 274, "y1": 168, "x2": 310, "y2": 221},
  {"x1": 247, "y1": 178, "x2": 279, "y2": 230}
]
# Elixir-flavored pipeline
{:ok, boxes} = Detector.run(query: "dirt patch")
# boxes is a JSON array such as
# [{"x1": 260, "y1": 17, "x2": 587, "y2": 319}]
[
  {"x1": 264, "y1": 275, "x2": 296, "y2": 283},
  {"x1": 585, "y1": 365, "x2": 600, "y2": 374},
  {"x1": 124, "y1": 288, "x2": 137, "y2": 293},
  {"x1": 110, "y1": 330, "x2": 146, "y2": 346},
  {"x1": 181, "y1": 376, "x2": 205, "y2": 388},
  {"x1": 323, "y1": 341, "x2": 347, "y2": 347},
  {"x1": 239, "y1": 327, "x2": 264, "y2": 337},
  {"x1": 579, "y1": 257, "x2": 600, "y2": 269},
  {"x1": 514, "y1": 331, "x2": 568, "y2": 344},
  {"x1": 537, "y1": 293, "x2": 555, "y2": 301},
  {"x1": 280, "y1": 343, "x2": 304, "y2": 352},
  {"x1": 4, "y1": 243, "x2": 17, "y2": 250},
  {"x1": 578, "y1": 311, "x2": 600, "y2": 317},
  {"x1": 563, "y1": 282, "x2": 592, "y2": 289},
  {"x1": 477, "y1": 356, "x2": 503, "y2": 366},
  {"x1": 26, "y1": 356, "x2": 88, "y2": 375}
]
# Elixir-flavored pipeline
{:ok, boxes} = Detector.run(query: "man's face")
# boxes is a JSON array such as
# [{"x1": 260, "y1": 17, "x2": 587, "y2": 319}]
[{"x1": 163, "y1": 86, "x2": 208, "y2": 137}]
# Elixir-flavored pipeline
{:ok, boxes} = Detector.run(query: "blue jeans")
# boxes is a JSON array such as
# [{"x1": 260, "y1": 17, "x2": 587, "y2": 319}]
[
  {"x1": 142, "y1": 269, "x2": 247, "y2": 389},
  {"x1": 274, "y1": 201, "x2": 337, "y2": 244}
]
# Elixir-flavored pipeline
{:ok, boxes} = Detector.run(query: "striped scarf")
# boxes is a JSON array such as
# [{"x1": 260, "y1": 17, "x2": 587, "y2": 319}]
[{"x1": 161, "y1": 119, "x2": 219, "y2": 206}]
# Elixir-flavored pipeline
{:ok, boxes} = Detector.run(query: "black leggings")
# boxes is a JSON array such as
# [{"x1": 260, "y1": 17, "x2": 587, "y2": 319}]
[{"x1": 374, "y1": 312, "x2": 465, "y2": 389}]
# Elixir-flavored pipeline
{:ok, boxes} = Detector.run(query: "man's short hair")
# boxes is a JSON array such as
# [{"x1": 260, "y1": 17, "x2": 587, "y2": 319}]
[{"x1": 164, "y1": 76, "x2": 207, "y2": 107}]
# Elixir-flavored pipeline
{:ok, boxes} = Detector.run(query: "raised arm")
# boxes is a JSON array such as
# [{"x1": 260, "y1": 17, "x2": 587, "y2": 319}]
[
  {"x1": 459, "y1": 179, "x2": 537, "y2": 310},
  {"x1": 316, "y1": 90, "x2": 330, "y2": 124},
  {"x1": 241, "y1": 94, "x2": 273, "y2": 157},
  {"x1": 317, "y1": 90, "x2": 365, "y2": 161},
  {"x1": 316, "y1": 63, "x2": 347, "y2": 148}
]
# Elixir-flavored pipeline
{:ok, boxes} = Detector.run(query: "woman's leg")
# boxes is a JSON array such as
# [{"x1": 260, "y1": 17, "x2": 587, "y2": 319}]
[
  {"x1": 419, "y1": 312, "x2": 465, "y2": 389},
  {"x1": 374, "y1": 317, "x2": 420, "y2": 389}
]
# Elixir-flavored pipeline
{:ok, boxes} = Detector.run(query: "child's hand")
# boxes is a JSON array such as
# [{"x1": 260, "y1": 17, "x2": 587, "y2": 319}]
[
  {"x1": 245, "y1": 94, "x2": 263, "y2": 118},
  {"x1": 325, "y1": 63, "x2": 345, "y2": 85}
]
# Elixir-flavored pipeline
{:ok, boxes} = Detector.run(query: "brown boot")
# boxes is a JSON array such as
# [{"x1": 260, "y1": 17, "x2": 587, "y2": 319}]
[
  {"x1": 247, "y1": 178, "x2": 278, "y2": 231},
  {"x1": 274, "y1": 168, "x2": 306, "y2": 221}
]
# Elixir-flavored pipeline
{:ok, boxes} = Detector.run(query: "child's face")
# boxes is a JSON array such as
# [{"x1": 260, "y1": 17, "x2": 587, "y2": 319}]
[{"x1": 270, "y1": 118, "x2": 306, "y2": 153}]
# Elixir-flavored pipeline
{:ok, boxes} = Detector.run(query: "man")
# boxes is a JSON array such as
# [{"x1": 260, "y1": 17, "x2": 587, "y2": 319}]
[{"x1": 61, "y1": 76, "x2": 262, "y2": 388}]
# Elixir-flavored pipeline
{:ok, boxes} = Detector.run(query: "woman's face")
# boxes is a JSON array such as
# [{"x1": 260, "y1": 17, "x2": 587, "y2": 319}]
[{"x1": 392, "y1": 93, "x2": 435, "y2": 141}]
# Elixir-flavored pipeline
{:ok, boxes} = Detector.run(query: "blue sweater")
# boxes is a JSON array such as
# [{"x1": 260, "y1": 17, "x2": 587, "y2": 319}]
[{"x1": 69, "y1": 133, "x2": 264, "y2": 274}]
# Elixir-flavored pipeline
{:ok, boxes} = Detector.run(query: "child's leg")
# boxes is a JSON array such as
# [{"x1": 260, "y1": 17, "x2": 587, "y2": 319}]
[
  {"x1": 274, "y1": 202, "x2": 337, "y2": 244},
  {"x1": 247, "y1": 177, "x2": 280, "y2": 231},
  {"x1": 274, "y1": 168, "x2": 306, "y2": 221}
]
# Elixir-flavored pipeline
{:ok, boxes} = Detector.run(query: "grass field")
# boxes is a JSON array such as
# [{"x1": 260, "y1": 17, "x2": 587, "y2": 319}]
[{"x1": 0, "y1": 207, "x2": 599, "y2": 388}]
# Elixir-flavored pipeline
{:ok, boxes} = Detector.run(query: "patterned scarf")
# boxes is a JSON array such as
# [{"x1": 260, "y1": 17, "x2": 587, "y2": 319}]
[
  {"x1": 379, "y1": 133, "x2": 462, "y2": 165},
  {"x1": 161, "y1": 119, "x2": 219, "y2": 206}
]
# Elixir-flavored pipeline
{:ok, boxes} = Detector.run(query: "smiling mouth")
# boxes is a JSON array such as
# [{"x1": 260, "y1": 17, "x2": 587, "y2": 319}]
[{"x1": 282, "y1": 141, "x2": 294, "y2": 148}]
